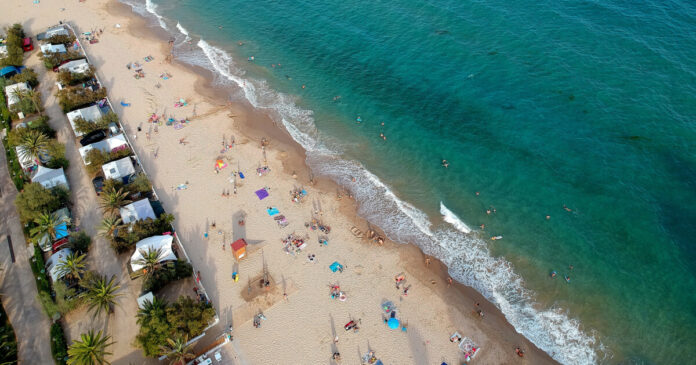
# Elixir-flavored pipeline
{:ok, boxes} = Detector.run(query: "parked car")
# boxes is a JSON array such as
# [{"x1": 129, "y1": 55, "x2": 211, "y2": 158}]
[
  {"x1": 22, "y1": 37, "x2": 33, "y2": 52},
  {"x1": 92, "y1": 176, "x2": 104, "y2": 195},
  {"x1": 79, "y1": 129, "x2": 107, "y2": 146}
]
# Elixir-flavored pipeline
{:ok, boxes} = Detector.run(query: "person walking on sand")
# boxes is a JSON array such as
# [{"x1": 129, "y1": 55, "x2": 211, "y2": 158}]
[{"x1": 447, "y1": 277, "x2": 453, "y2": 287}]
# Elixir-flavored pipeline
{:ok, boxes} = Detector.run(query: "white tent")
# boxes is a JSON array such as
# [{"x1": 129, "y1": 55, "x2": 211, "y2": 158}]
[
  {"x1": 31, "y1": 166, "x2": 69, "y2": 189},
  {"x1": 45, "y1": 26, "x2": 70, "y2": 38},
  {"x1": 79, "y1": 134, "x2": 129, "y2": 165},
  {"x1": 58, "y1": 59, "x2": 90, "y2": 75},
  {"x1": 66, "y1": 105, "x2": 102, "y2": 137},
  {"x1": 40, "y1": 43, "x2": 67, "y2": 54},
  {"x1": 15, "y1": 145, "x2": 36, "y2": 170},
  {"x1": 46, "y1": 248, "x2": 73, "y2": 281},
  {"x1": 130, "y1": 235, "x2": 176, "y2": 272},
  {"x1": 102, "y1": 157, "x2": 135, "y2": 182},
  {"x1": 120, "y1": 198, "x2": 156, "y2": 224},
  {"x1": 4, "y1": 82, "x2": 30, "y2": 106}
]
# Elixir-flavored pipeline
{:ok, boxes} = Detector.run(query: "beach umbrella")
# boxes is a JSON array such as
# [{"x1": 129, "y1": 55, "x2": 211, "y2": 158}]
[{"x1": 387, "y1": 318, "x2": 399, "y2": 329}]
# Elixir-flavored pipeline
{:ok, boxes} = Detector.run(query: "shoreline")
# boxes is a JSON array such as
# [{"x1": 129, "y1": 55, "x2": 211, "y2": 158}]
[{"x1": 108, "y1": 1, "x2": 558, "y2": 362}]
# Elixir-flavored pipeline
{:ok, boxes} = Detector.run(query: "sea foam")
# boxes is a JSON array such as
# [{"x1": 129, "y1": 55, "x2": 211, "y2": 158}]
[{"x1": 440, "y1": 202, "x2": 472, "y2": 233}]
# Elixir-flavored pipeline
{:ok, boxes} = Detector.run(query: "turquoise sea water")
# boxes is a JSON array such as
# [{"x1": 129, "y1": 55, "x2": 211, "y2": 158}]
[{"x1": 124, "y1": 0, "x2": 696, "y2": 363}]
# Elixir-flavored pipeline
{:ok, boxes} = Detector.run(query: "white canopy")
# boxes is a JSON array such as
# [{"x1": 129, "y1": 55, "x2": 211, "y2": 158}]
[
  {"x1": 40, "y1": 43, "x2": 67, "y2": 54},
  {"x1": 130, "y1": 235, "x2": 176, "y2": 272},
  {"x1": 46, "y1": 248, "x2": 73, "y2": 281},
  {"x1": 15, "y1": 145, "x2": 35, "y2": 169},
  {"x1": 31, "y1": 166, "x2": 69, "y2": 190},
  {"x1": 66, "y1": 105, "x2": 102, "y2": 137},
  {"x1": 58, "y1": 59, "x2": 90, "y2": 75},
  {"x1": 102, "y1": 156, "x2": 135, "y2": 181},
  {"x1": 120, "y1": 198, "x2": 156, "y2": 224},
  {"x1": 5, "y1": 82, "x2": 30, "y2": 106},
  {"x1": 79, "y1": 134, "x2": 128, "y2": 165},
  {"x1": 45, "y1": 26, "x2": 70, "y2": 38}
]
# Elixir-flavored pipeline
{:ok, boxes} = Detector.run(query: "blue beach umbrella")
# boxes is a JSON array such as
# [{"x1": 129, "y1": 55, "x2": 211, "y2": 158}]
[{"x1": 387, "y1": 317, "x2": 400, "y2": 329}]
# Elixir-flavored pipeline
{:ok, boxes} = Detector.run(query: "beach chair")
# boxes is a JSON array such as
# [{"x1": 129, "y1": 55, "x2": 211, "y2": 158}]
[{"x1": 214, "y1": 351, "x2": 222, "y2": 362}]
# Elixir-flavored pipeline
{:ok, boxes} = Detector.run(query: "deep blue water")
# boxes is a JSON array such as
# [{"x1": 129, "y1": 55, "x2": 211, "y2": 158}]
[{"x1": 126, "y1": 0, "x2": 696, "y2": 363}]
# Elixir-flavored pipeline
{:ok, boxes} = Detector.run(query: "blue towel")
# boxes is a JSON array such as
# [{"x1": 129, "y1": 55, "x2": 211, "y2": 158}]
[
  {"x1": 267, "y1": 208, "x2": 280, "y2": 216},
  {"x1": 239, "y1": 171, "x2": 245, "y2": 179}
]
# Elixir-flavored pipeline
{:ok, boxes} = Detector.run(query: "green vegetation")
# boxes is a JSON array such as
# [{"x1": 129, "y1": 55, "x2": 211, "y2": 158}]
[
  {"x1": 135, "y1": 296, "x2": 215, "y2": 357},
  {"x1": 41, "y1": 49, "x2": 83, "y2": 71},
  {"x1": 46, "y1": 34, "x2": 76, "y2": 46},
  {"x1": 79, "y1": 273, "x2": 122, "y2": 318},
  {"x1": 98, "y1": 186, "x2": 131, "y2": 216},
  {"x1": 68, "y1": 231, "x2": 92, "y2": 255},
  {"x1": 57, "y1": 67, "x2": 95, "y2": 87},
  {"x1": 53, "y1": 280, "x2": 83, "y2": 316},
  {"x1": 97, "y1": 216, "x2": 122, "y2": 239},
  {"x1": 142, "y1": 260, "x2": 193, "y2": 293},
  {"x1": 1, "y1": 24, "x2": 25, "y2": 67},
  {"x1": 159, "y1": 335, "x2": 194, "y2": 365},
  {"x1": 51, "y1": 322, "x2": 69, "y2": 365},
  {"x1": 45, "y1": 140, "x2": 70, "y2": 169},
  {"x1": 67, "y1": 330, "x2": 113, "y2": 365},
  {"x1": 10, "y1": 67, "x2": 39, "y2": 87},
  {"x1": 55, "y1": 253, "x2": 86, "y2": 282},
  {"x1": 57, "y1": 87, "x2": 106, "y2": 113},
  {"x1": 16, "y1": 129, "x2": 49, "y2": 164},
  {"x1": 8, "y1": 87, "x2": 42, "y2": 117},
  {"x1": 85, "y1": 147, "x2": 132, "y2": 175},
  {"x1": 111, "y1": 214, "x2": 175, "y2": 253},
  {"x1": 129, "y1": 173, "x2": 153, "y2": 195},
  {"x1": 15, "y1": 182, "x2": 69, "y2": 224},
  {"x1": 29, "y1": 211, "x2": 70, "y2": 243},
  {"x1": 0, "y1": 299, "x2": 18, "y2": 365},
  {"x1": 73, "y1": 111, "x2": 118, "y2": 135}
]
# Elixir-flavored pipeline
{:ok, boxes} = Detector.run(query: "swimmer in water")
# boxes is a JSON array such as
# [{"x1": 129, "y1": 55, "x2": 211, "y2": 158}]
[
  {"x1": 442, "y1": 159, "x2": 449, "y2": 168},
  {"x1": 302, "y1": 84, "x2": 306, "y2": 89},
  {"x1": 564, "y1": 275, "x2": 571, "y2": 283},
  {"x1": 238, "y1": 41, "x2": 244, "y2": 46},
  {"x1": 563, "y1": 204, "x2": 572, "y2": 212},
  {"x1": 550, "y1": 271, "x2": 557, "y2": 278},
  {"x1": 356, "y1": 116, "x2": 362, "y2": 124},
  {"x1": 480, "y1": 224, "x2": 485, "y2": 230},
  {"x1": 380, "y1": 122, "x2": 385, "y2": 126}
]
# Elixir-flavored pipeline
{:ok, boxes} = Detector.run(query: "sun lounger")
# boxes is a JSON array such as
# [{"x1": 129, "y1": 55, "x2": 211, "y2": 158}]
[{"x1": 350, "y1": 226, "x2": 363, "y2": 238}]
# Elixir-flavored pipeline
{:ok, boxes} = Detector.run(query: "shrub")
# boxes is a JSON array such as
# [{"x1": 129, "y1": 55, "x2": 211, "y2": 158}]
[
  {"x1": 57, "y1": 66, "x2": 95, "y2": 86},
  {"x1": 129, "y1": 173, "x2": 153, "y2": 195},
  {"x1": 74, "y1": 111, "x2": 117, "y2": 135},
  {"x1": 10, "y1": 68, "x2": 39, "y2": 88},
  {"x1": 86, "y1": 146, "x2": 132, "y2": 175},
  {"x1": 45, "y1": 140, "x2": 69, "y2": 169},
  {"x1": 38, "y1": 291, "x2": 59, "y2": 319},
  {"x1": 50, "y1": 322, "x2": 68, "y2": 365},
  {"x1": 15, "y1": 183, "x2": 69, "y2": 223},
  {"x1": 3, "y1": 138, "x2": 26, "y2": 191},
  {"x1": 1, "y1": 24, "x2": 25, "y2": 67},
  {"x1": 41, "y1": 49, "x2": 83, "y2": 70},
  {"x1": 69, "y1": 231, "x2": 92, "y2": 254},
  {"x1": 57, "y1": 87, "x2": 106, "y2": 112},
  {"x1": 0, "y1": 299, "x2": 18, "y2": 364},
  {"x1": 29, "y1": 243, "x2": 51, "y2": 293},
  {"x1": 142, "y1": 260, "x2": 193, "y2": 293},
  {"x1": 53, "y1": 280, "x2": 83, "y2": 315},
  {"x1": 111, "y1": 214, "x2": 175, "y2": 253},
  {"x1": 46, "y1": 34, "x2": 75, "y2": 46}
]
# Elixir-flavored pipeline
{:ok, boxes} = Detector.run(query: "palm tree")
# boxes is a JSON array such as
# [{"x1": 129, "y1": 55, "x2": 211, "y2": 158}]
[
  {"x1": 98, "y1": 187, "x2": 130, "y2": 216},
  {"x1": 132, "y1": 247, "x2": 166, "y2": 277},
  {"x1": 159, "y1": 335, "x2": 194, "y2": 365},
  {"x1": 80, "y1": 274, "x2": 122, "y2": 318},
  {"x1": 30, "y1": 211, "x2": 70, "y2": 243},
  {"x1": 55, "y1": 252, "x2": 87, "y2": 281},
  {"x1": 24, "y1": 89, "x2": 42, "y2": 116},
  {"x1": 67, "y1": 329, "x2": 113, "y2": 365},
  {"x1": 136, "y1": 296, "x2": 166, "y2": 324},
  {"x1": 17, "y1": 129, "x2": 50, "y2": 165},
  {"x1": 97, "y1": 216, "x2": 122, "y2": 238},
  {"x1": 10, "y1": 87, "x2": 27, "y2": 108}
]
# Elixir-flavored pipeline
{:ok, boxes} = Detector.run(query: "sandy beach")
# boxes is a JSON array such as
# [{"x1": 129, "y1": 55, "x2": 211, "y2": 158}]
[{"x1": 3, "y1": 0, "x2": 557, "y2": 363}]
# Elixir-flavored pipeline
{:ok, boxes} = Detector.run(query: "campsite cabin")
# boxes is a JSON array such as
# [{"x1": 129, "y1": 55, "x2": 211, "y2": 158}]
[
  {"x1": 102, "y1": 156, "x2": 136, "y2": 184},
  {"x1": 31, "y1": 166, "x2": 69, "y2": 190},
  {"x1": 66, "y1": 104, "x2": 102, "y2": 137},
  {"x1": 120, "y1": 198, "x2": 156, "y2": 225},
  {"x1": 22, "y1": 37, "x2": 33, "y2": 52},
  {"x1": 231, "y1": 239, "x2": 248, "y2": 261},
  {"x1": 58, "y1": 59, "x2": 90, "y2": 75},
  {"x1": 40, "y1": 43, "x2": 66, "y2": 55},
  {"x1": 78, "y1": 133, "x2": 128, "y2": 165}
]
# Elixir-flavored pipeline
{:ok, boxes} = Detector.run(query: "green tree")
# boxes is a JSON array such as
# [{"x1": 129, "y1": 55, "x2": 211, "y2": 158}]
[
  {"x1": 29, "y1": 211, "x2": 70, "y2": 243},
  {"x1": 24, "y1": 89, "x2": 42, "y2": 116},
  {"x1": 55, "y1": 252, "x2": 87, "y2": 281},
  {"x1": 17, "y1": 129, "x2": 49, "y2": 164},
  {"x1": 135, "y1": 297, "x2": 169, "y2": 357},
  {"x1": 98, "y1": 187, "x2": 130, "y2": 216},
  {"x1": 159, "y1": 335, "x2": 194, "y2": 365},
  {"x1": 132, "y1": 247, "x2": 166, "y2": 277},
  {"x1": 67, "y1": 330, "x2": 113, "y2": 365},
  {"x1": 15, "y1": 183, "x2": 68, "y2": 223},
  {"x1": 166, "y1": 296, "x2": 215, "y2": 338},
  {"x1": 97, "y1": 216, "x2": 122, "y2": 239},
  {"x1": 80, "y1": 274, "x2": 121, "y2": 318}
]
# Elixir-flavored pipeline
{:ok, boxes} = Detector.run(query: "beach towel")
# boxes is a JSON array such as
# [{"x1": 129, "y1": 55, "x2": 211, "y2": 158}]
[
  {"x1": 330, "y1": 261, "x2": 343, "y2": 272},
  {"x1": 255, "y1": 189, "x2": 269, "y2": 200},
  {"x1": 239, "y1": 171, "x2": 245, "y2": 179},
  {"x1": 120, "y1": 101, "x2": 131, "y2": 107},
  {"x1": 266, "y1": 207, "x2": 280, "y2": 216},
  {"x1": 215, "y1": 160, "x2": 227, "y2": 169}
]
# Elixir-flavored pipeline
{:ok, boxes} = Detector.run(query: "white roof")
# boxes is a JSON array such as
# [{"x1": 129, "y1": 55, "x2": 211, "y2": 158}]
[
  {"x1": 66, "y1": 105, "x2": 102, "y2": 137},
  {"x1": 5, "y1": 82, "x2": 30, "y2": 106},
  {"x1": 102, "y1": 157, "x2": 135, "y2": 181},
  {"x1": 130, "y1": 235, "x2": 176, "y2": 272},
  {"x1": 45, "y1": 26, "x2": 70, "y2": 38},
  {"x1": 0, "y1": 45, "x2": 7, "y2": 57},
  {"x1": 120, "y1": 198, "x2": 156, "y2": 224},
  {"x1": 137, "y1": 292, "x2": 155, "y2": 309},
  {"x1": 46, "y1": 248, "x2": 73, "y2": 281},
  {"x1": 15, "y1": 145, "x2": 36, "y2": 169},
  {"x1": 40, "y1": 43, "x2": 67, "y2": 54},
  {"x1": 79, "y1": 134, "x2": 128, "y2": 165},
  {"x1": 31, "y1": 166, "x2": 69, "y2": 190},
  {"x1": 58, "y1": 59, "x2": 90, "y2": 74}
]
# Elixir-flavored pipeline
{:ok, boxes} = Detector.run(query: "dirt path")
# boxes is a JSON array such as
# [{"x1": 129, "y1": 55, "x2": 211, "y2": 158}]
[{"x1": 0, "y1": 139, "x2": 54, "y2": 364}]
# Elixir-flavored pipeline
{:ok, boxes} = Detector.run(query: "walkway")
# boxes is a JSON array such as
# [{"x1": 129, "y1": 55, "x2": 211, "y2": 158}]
[{"x1": 0, "y1": 140, "x2": 54, "y2": 364}]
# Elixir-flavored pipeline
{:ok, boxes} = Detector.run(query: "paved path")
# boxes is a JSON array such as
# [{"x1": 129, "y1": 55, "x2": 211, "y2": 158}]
[{"x1": 0, "y1": 140, "x2": 54, "y2": 365}]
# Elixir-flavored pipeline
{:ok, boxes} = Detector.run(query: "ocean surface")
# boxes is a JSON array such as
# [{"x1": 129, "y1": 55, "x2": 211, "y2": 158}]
[{"x1": 122, "y1": 0, "x2": 696, "y2": 363}]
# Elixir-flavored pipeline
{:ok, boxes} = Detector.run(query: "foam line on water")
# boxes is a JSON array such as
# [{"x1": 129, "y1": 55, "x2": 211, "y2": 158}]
[{"x1": 440, "y1": 202, "x2": 472, "y2": 233}]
